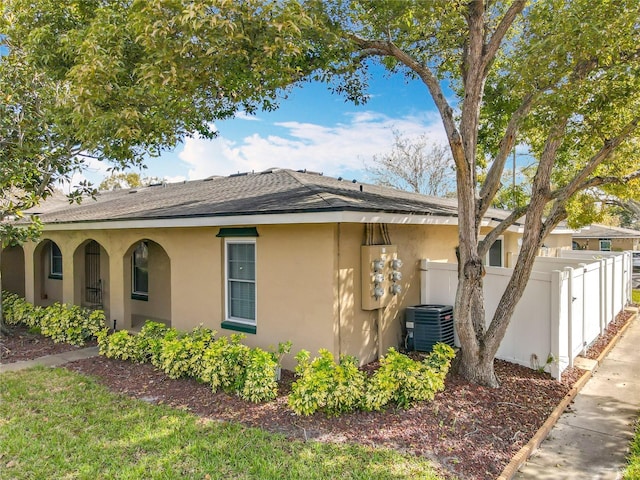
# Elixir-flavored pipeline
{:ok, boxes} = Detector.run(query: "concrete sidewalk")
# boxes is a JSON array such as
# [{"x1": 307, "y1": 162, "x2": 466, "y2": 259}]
[
  {"x1": 0, "y1": 346, "x2": 99, "y2": 373},
  {"x1": 514, "y1": 311, "x2": 640, "y2": 480}
]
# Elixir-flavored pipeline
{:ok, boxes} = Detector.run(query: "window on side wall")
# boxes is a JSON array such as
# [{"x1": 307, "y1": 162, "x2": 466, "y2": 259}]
[
  {"x1": 481, "y1": 236, "x2": 504, "y2": 267},
  {"x1": 132, "y1": 241, "x2": 149, "y2": 300},
  {"x1": 225, "y1": 239, "x2": 256, "y2": 325},
  {"x1": 599, "y1": 239, "x2": 612, "y2": 252},
  {"x1": 49, "y1": 241, "x2": 63, "y2": 279}
]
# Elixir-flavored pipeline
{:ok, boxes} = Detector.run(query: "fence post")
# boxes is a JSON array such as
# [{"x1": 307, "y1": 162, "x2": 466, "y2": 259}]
[
  {"x1": 599, "y1": 258, "x2": 606, "y2": 335},
  {"x1": 580, "y1": 264, "x2": 588, "y2": 356},
  {"x1": 565, "y1": 267, "x2": 575, "y2": 368},
  {"x1": 420, "y1": 259, "x2": 429, "y2": 305},
  {"x1": 550, "y1": 270, "x2": 562, "y2": 381}
]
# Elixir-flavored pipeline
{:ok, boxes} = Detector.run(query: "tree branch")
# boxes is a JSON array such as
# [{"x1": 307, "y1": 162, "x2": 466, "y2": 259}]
[
  {"x1": 478, "y1": 92, "x2": 535, "y2": 217},
  {"x1": 478, "y1": 206, "x2": 528, "y2": 257},
  {"x1": 481, "y1": 0, "x2": 527, "y2": 76},
  {"x1": 550, "y1": 117, "x2": 640, "y2": 202},
  {"x1": 348, "y1": 34, "x2": 466, "y2": 172}
]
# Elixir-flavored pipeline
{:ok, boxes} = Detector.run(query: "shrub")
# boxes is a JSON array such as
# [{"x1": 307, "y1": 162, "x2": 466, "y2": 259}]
[
  {"x1": 199, "y1": 334, "x2": 251, "y2": 393},
  {"x1": 288, "y1": 349, "x2": 366, "y2": 416},
  {"x1": 239, "y1": 348, "x2": 279, "y2": 403},
  {"x1": 364, "y1": 344, "x2": 456, "y2": 411},
  {"x1": 2, "y1": 292, "x2": 45, "y2": 328},
  {"x1": 158, "y1": 325, "x2": 217, "y2": 379},
  {"x1": 98, "y1": 330, "x2": 141, "y2": 361},
  {"x1": 137, "y1": 321, "x2": 175, "y2": 365},
  {"x1": 40, "y1": 303, "x2": 106, "y2": 346},
  {"x1": 2, "y1": 292, "x2": 106, "y2": 346}
]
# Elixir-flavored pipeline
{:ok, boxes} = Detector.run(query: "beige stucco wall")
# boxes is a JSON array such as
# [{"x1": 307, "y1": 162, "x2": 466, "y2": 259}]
[
  {"x1": 573, "y1": 237, "x2": 640, "y2": 252},
  {"x1": 1, "y1": 245, "x2": 25, "y2": 296},
  {"x1": 32, "y1": 239, "x2": 64, "y2": 307},
  {"x1": 337, "y1": 223, "x2": 460, "y2": 365},
  {"x1": 541, "y1": 233, "x2": 573, "y2": 257},
  {"x1": 1, "y1": 246, "x2": 24, "y2": 297},
  {"x1": 13, "y1": 220, "x2": 539, "y2": 370}
]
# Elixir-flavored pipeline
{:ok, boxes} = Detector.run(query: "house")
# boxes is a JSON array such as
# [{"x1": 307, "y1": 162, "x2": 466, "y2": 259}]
[
  {"x1": 1, "y1": 168, "x2": 573, "y2": 367},
  {"x1": 572, "y1": 224, "x2": 640, "y2": 252}
]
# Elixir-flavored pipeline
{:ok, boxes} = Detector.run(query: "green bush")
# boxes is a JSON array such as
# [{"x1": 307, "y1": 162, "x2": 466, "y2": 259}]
[
  {"x1": 97, "y1": 324, "x2": 288, "y2": 403},
  {"x1": 137, "y1": 321, "x2": 176, "y2": 365},
  {"x1": 158, "y1": 326, "x2": 217, "y2": 379},
  {"x1": 363, "y1": 345, "x2": 455, "y2": 411},
  {"x1": 2, "y1": 292, "x2": 45, "y2": 328},
  {"x1": 199, "y1": 334, "x2": 251, "y2": 393},
  {"x1": 40, "y1": 303, "x2": 106, "y2": 346},
  {"x1": 2, "y1": 292, "x2": 105, "y2": 346},
  {"x1": 288, "y1": 349, "x2": 366, "y2": 416},
  {"x1": 289, "y1": 344, "x2": 455, "y2": 416},
  {"x1": 98, "y1": 330, "x2": 142, "y2": 361},
  {"x1": 239, "y1": 348, "x2": 279, "y2": 403}
]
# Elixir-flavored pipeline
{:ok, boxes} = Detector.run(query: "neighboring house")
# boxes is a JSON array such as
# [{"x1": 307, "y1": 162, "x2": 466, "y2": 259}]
[
  {"x1": 1, "y1": 168, "x2": 572, "y2": 367},
  {"x1": 572, "y1": 224, "x2": 640, "y2": 252}
]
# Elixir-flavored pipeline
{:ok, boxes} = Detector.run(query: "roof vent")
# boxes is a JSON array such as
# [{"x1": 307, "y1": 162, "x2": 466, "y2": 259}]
[
  {"x1": 352, "y1": 179, "x2": 357, "y2": 183},
  {"x1": 229, "y1": 172, "x2": 249, "y2": 178},
  {"x1": 128, "y1": 190, "x2": 138, "y2": 194}
]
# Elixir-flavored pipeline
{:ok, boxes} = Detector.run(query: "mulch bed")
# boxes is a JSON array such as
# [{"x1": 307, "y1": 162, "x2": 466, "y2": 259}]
[
  {"x1": 3, "y1": 308, "x2": 636, "y2": 480},
  {"x1": 1, "y1": 325, "x2": 96, "y2": 363}
]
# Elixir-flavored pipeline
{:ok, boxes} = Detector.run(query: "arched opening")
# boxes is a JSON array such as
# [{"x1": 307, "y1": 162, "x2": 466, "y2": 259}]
[
  {"x1": 33, "y1": 239, "x2": 63, "y2": 306},
  {"x1": 1, "y1": 245, "x2": 25, "y2": 297},
  {"x1": 124, "y1": 239, "x2": 171, "y2": 329},
  {"x1": 73, "y1": 239, "x2": 110, "y2": 320}
]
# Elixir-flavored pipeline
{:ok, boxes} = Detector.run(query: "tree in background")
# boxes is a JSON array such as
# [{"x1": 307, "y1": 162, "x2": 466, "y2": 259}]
[
  {"x1": 365, "y1": 130, "x2": 455, "y2": 197},
  {"x1": 98, "y1": 173, "x2": 163, "y2": 191}
]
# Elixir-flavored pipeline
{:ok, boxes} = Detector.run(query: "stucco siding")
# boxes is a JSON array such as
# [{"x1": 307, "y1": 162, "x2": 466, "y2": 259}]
[{"x1": 1, "y1": 246, "x2": 25, "y2": 296}]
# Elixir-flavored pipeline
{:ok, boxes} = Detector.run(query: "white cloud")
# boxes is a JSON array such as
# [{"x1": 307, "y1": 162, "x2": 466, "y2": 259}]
[{"x1": 177, "y1": 112, "x2": 447, "y2": 180}]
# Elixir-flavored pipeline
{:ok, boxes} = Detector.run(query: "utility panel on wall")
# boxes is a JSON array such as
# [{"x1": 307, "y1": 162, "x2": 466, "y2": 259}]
[{"x1": 361, "y1": 245, "x2": 402, "y2": 310}]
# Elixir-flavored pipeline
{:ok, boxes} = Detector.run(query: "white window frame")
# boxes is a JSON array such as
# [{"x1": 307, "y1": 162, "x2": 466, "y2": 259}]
[
  {"x1": 131, "y1": 241, "x2": 149, "y2": 300},
  {"x1": 49, "y1": 241, "x2": 63, "y2": 279},
  {"x1": 224, "y1": 238, "x2": 257, "y2": 325},
  {"x1": 599, "y1": 239, "x2": 612, "y2": 252},
  {"x1": 481, "y1": 235, "x2": 504, "y2": 267}
]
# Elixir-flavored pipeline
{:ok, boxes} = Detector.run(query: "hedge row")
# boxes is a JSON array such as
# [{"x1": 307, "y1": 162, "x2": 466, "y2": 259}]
[
  {"x1": 2, "y1": 292, "x2": 455, "y2": 415},
  {"x1": 288, "y1": 344, "x2": 456, "y2": 415},
  {"x1": 97, "y1": 323, "x2": 292, "y2": 404},
  {"x1": 2, "y1": 291, "x2": 106, "y2": 346}
]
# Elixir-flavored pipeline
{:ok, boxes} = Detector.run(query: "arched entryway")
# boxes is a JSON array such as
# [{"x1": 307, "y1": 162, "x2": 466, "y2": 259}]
[
  {"x1": 73, "y1": 240, "x2": 110, "y2": 320},
  {"x1": 33, "y1": 239, "x2": 64, "y2": 306},
  {"x1": 1, "y1": 245, "x2": 25, "y2": 296},
  {"x1": 123, "y1": 239, "x2": 171, "y2": 328}
]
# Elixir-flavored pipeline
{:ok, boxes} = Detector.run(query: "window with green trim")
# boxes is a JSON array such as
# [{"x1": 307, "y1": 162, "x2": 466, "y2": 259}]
[
  {"x1": 132, "y1": 241, "x2": 149, "y2": 300},
  {"x1": 49, "y1": 241, "x2": 63, "y2": 279},
  {"x1": 225, "y1": 239, "x2": 256, "y2": 325}
]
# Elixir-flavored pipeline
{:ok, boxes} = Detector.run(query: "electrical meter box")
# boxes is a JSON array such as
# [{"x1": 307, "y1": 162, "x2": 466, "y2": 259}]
[{"x1": 360, "y1": 245, "x2": 401, "y2": 310}]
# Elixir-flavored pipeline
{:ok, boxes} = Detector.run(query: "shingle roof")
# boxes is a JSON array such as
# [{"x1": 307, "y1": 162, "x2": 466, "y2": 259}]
[
  {"x1": 28, "y1": 168, "x2": 512, "y2": 225},
  {"x1": 573, "y1": 224, "x2": 640, "y2": 239}
]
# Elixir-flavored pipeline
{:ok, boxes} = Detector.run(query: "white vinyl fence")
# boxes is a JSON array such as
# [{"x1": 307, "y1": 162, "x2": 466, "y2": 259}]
[{"x1": 419, "y1": 251, "x2": 632, "y2": 380}]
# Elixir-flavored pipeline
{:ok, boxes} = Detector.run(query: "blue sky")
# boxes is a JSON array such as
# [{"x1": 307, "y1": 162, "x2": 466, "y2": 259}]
[{"x1": 79, "y1": 64, "x2": 452, "y2": 187}]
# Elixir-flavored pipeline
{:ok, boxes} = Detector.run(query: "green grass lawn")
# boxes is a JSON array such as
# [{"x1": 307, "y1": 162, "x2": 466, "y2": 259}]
[
  {"x1": 0, "y1": 367, "x2": 443, "y2": 480},
  {"x1": 633, "y1": 289, "x2": 640, "y2": 305},
  {"x1": 625, "y1": 418, "x2": 640, "y2": 480}
]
